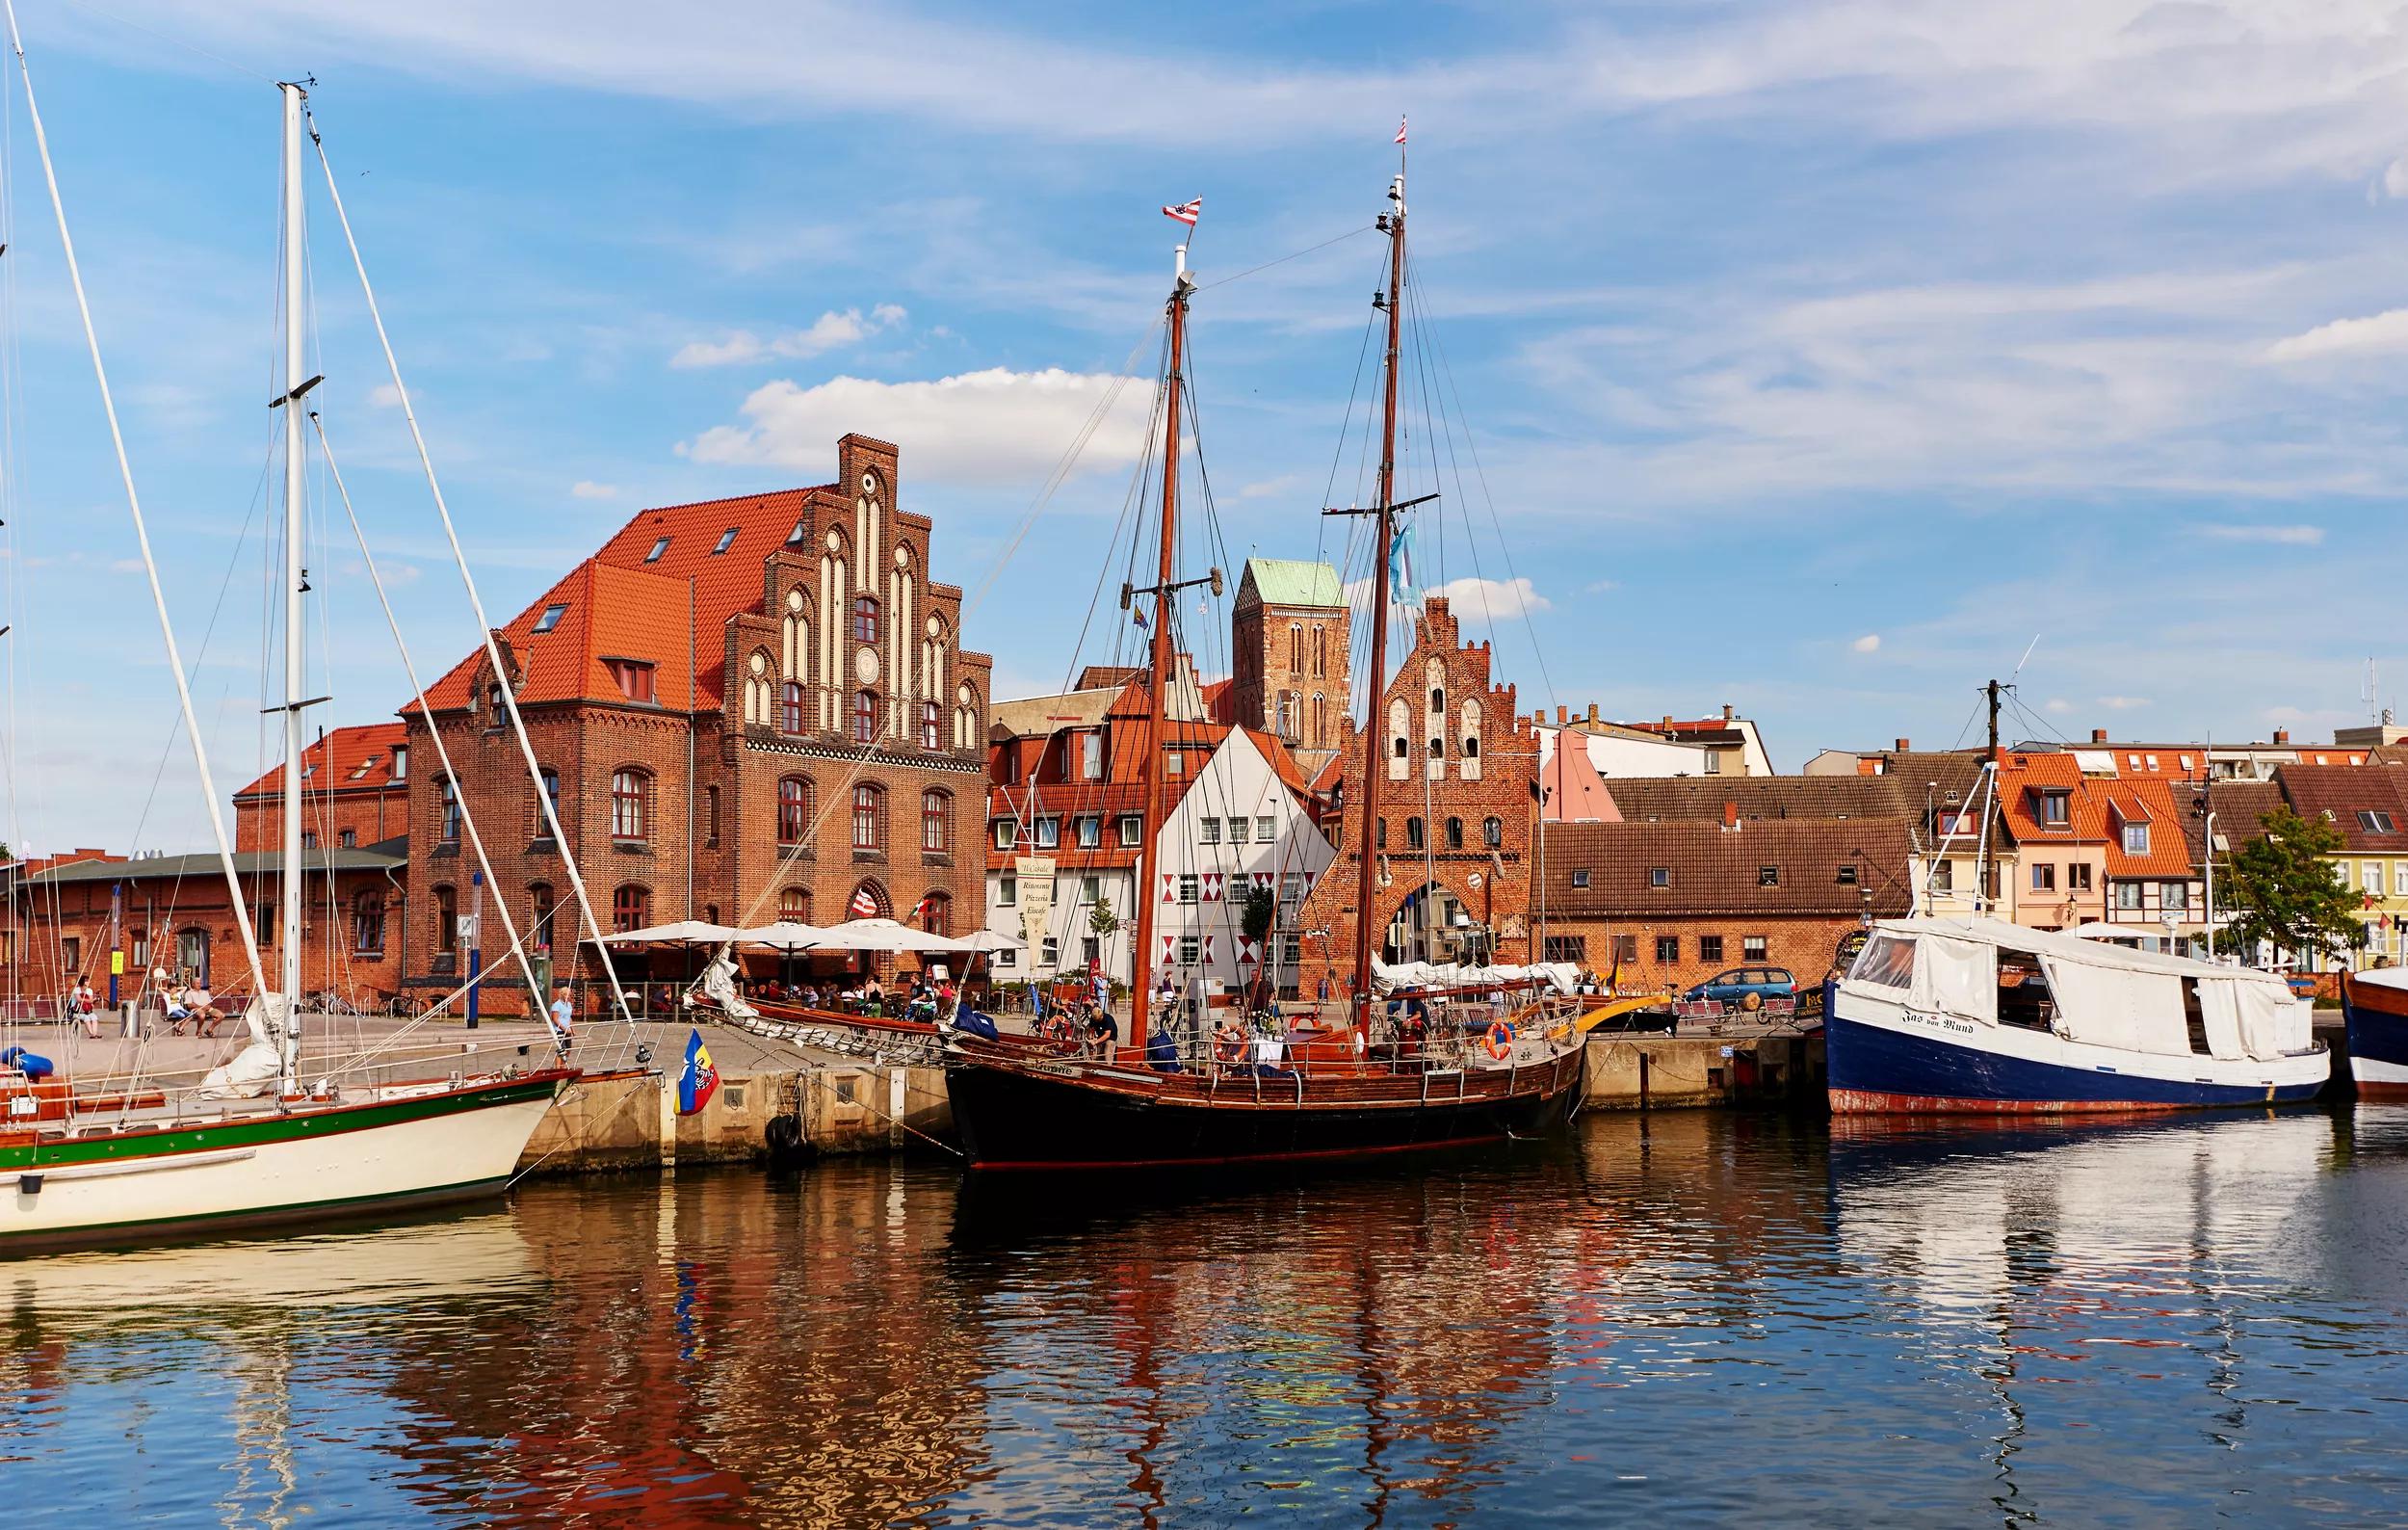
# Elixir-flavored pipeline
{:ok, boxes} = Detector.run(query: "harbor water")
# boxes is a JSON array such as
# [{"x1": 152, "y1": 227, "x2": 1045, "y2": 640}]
[{"x1": 8, "y1": 1107, "x2": 2408, "y2": 1525}]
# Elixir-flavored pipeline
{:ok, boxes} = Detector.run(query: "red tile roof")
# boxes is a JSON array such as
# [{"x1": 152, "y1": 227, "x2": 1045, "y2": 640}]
[
  {"x1": 1996, "y1": 751, "x2": 2107, "y2": 845},
  {"x1": 234, "y1": 722, "x2": 410, "y2": 800},
  {"x1": 2277, "y1": 765, "x2": 2408, "y2": 853},
  {"x1": 1540, "y1": 818, "x2": 1918, "y2": 918},
  {"x1": 2096, "y1": 777, "x2": 2194, "y2": 877},
  {"x1": 413, "y1": 487, "x2": 827, "y2": 714}
]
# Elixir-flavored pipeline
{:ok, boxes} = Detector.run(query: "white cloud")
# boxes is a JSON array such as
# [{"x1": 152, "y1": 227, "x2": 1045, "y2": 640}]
[
  {"x1": 1850, "y1": 633, "x2": 1880, "y2": 653},
  {"x1": 108, "y1": 558, "x2": 144, "y2": 574},
  {"x1": 2193, "y1": 522, "x2": 2323, "y2": 545},
  {"x1": 670, "y1": 304, "x2": 907, "y2": 369},
  {"x1": 2264, "y1": 308, "x2": 2408, "y2": 363},
  {"x1": 1239, "y1": 474, "x2": 1302, "y2": 501},
  {"x1": 681, "y1": 366, "x2": 1150, "y2": 484},
  {"x1": 2386, "y1": 157, "x2": 2408, "y2": 198},
  {"x1": 570, "y1": 480, "x2": 618, "y2": 500},
  {"x1": 1584, "y1": 578, "x2": 1620, "y2": 594},
  {"x1": 2097, "y1": 695, "x2": 2151, "y2": 711},
  {"x1": 1430, "y1": 575, "x2": 1549, "y2": 620},
  {"x1": 368, "y1": 382, "x2": 404, "y2": 409},
  {"x1": 2044, "y1": 698, "x2": 2073, "y2": 714}
]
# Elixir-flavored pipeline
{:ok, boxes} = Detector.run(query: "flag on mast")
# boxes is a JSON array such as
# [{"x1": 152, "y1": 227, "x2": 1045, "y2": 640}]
[
  {"x1": 849, "y1": 886, "x2": 880, "y2": 919},
  {"x1": 1395, "y1": 116, "x2": 1408, "y2": 145},
  {"x1": 677, "y1": 1029, "x2": 720, "y2": 1116},
  {"x1": 1162, "y1": 197, "x2": 1202, "y2": 225}
]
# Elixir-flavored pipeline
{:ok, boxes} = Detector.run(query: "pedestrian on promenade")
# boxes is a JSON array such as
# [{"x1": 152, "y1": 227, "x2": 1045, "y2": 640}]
[
  {"x1": 549, "y1": 982, "x2": 575, "y2": 1057},
  {"x1": 70, "y1": 977, "x2": 99, "y2": 1039}
]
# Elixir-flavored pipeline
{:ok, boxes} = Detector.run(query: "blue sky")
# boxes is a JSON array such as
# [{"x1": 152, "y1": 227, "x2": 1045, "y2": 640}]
[{"x1": 4, "y1": 0, "x2": 2407, "y2": 854}]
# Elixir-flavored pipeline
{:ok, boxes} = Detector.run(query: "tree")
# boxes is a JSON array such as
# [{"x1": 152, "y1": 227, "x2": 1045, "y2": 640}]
[
  {"x1": 2220, "y1": 805, "x2": 2363, "y2": 963},
  {"x1": 1087, "y1": 896, "x2": 1119, "y2": 940},
  {"x1": 1240, "y1": 884, "x2": 1275, "y2": 946}
]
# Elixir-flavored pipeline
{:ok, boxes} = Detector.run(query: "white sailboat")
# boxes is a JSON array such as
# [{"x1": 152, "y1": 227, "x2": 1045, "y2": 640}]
[{"x1": 0, "y1": 33, "x2": 609, "y2": 1252}]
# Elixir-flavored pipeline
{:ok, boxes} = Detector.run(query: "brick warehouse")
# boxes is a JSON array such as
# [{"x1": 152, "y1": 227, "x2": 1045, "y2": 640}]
[
  {"x1": 401, "y1": 434, "x2": 991, "y2": 1012},
  {"x1": 1293, "y1": 594, "x2": 1538, "y2": 1000},
  {"x1": 1538, "y1": 817, "x2": 1918, "y2": 993}
]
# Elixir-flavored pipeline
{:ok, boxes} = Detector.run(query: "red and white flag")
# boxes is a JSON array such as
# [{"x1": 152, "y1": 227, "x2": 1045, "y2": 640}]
[
  {"x1": 909, "y1": 890, "x2": 935, "y2": 923},
  {"x1": 1162, "y1": 197, "x2": 1202, "y2": 225},
  {"x1": 849, "y1": 887, "x2": 879, "y2": 919},
  {"x1": 1394, "y1": 116, "x2": 1408, "y2": 145}
]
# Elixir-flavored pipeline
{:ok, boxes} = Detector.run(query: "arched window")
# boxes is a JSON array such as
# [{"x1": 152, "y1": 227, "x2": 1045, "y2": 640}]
[
  {"x1": 852, "y1": 783, "x2": 884, "y2": 851},
  {"x1": 922, "y1": 788, "x2": 951, "y2": 853},
  {"x1": 1405, "y1": 816, "x2": 1425, "y2": 851},
  {"x1": 1289, "y1": 623, "x2": 1302, "y2": 672},
  {"x1": 781, "y1": 680, "x2": 805, "y2": 734},
  {"x1": 611, "y1": 884, "x2": 651, "y2": 934},
  {"x1": 745, "y1": 648, "x2": 773, "y2": 726},
  {"x1": 529, "y1": 883, "x2": 556, "y2": 950},
  {"x1": 1312, "y1": 624, "x2": 1326, "y2": 678},
  {"x1": 1312, "y1": 693, "x2": 1326, "y2": 745},
  {"x1": 919, "y1": 891, "x2": 952, "y2": 936},
  {"x1": 954, "y1": 681, "x2": 980, "y2": 751},
  {"x1": 1428, "y1": 737, "x2": 1443, "y2": 758},
  {"x1": 920, "y1": 699, "x2": 941, "y2": 750},
  {"x1": 1375, "y1": 818, "x2": 1387, "y2": 851},
  {"x1": 1482, "y1": 816, "x2": 1504, "y2": 849},
  {"x1": 1388, "y1": 697, "x2": 1409, "y2": 771},
  {"x1": 853, "y1": 689, "x2": 878, "y2": 745},
  {"x1": 1446, "y1": 816, "x2": 1463, "y2": 850},
  {"x1": 438, "y1": 776, "x2": 462, "y2": 842},
  {"x1": 778, "y1": 776, "x2": 813, "y2": 848},
  {"x1": 778, "y1": 886, "x2": 811, "y2": 922},
  {"x1": 611, "y1": 769, "x2": 649, "y2": 841},
  {"x1": 1430, "y1": 686, "x2": 1445, "y2": 712},
  {"x1": 1461, "y1": 699, "x2": 1482, "y2": 779},
  {"x1": 1393, "y1": 735, "x2": 1408, "y2": 759},
  {"x1": 852, "y1": 594, "x2": 879, "y2": 646},
  {"x1": 434, "y1": 884, "x2": 458, "y2": 955}
]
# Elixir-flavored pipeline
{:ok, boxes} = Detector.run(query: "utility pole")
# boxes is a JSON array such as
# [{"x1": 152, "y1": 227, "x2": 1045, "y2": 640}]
[{"x1": 1986, "y1": 678, "x2": 2002, "y2": 756}]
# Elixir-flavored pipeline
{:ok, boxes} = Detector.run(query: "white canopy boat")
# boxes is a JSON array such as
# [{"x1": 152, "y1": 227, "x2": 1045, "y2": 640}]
[{"x1": 1825, "y1": 915, "x2": 2327, "y2": 1114}]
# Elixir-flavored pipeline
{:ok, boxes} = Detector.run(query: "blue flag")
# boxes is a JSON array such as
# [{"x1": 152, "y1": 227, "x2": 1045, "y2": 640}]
[
  {"x1": 678, "y1": 1028, "x2": 720, "y2": 1116},
  {"x1": 1388, "y1": 521, "x2": 1416, "y2": 599}
]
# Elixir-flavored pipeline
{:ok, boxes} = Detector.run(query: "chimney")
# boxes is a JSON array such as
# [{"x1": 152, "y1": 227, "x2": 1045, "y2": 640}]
[
  {"x1": 1723, "y1": 800, "x2": 1738, "y2": 831},
  {"x1": 2273, "y1": 728, "x2": 2290, "y2": 746},
  {"x1": 1556, "y1": 704, "x2": 1567, "y2": 725},
  {"x1": 1894, "y1": 737, "x2": 1910, "y2": 752},
  {"x1": 1722, "y1": 702, "x2": 1734, "y2": 722},
  {"x1": 1662, "y1": 714, "x2": 1675, "y2": 730},
  {"x1": 1586, "y1": 702, "x2": 1599, "y2": 725},
  {"x1": 2091, "y1": 727, "x2": 2107, "y2": 745}
]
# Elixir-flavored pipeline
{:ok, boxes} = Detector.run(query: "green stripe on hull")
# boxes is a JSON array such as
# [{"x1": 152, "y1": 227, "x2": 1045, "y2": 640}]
[{"x1": 0, "y1": 1073, "x2": 564, "y2": 1172}]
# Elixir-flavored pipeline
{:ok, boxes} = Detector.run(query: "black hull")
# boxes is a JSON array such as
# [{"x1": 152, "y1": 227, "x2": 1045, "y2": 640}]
[{"x1": 944, "y1": 1059, "x2": 1583, "y2": 1171}]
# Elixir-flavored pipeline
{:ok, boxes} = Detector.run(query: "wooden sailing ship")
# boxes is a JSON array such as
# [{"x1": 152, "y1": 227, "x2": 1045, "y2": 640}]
[{"x1": 942, "y1": 150, "x2": 1586, "y2": 1170}]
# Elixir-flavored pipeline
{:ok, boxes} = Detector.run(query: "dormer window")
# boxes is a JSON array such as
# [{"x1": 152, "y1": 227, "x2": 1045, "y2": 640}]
[
  {"x1": 644, "y1": 536, "x2": 670, "y2": 563},
  {"x1": 787, "y1": 517, "x2": 807, "y2": 545},
  {"x1": 534, "y1": 602, "x2": 567, "y2": 634},
  {"x1": 606, "y1": 659, "x2": 657, "y2": 703},
  {"x1": 712, "y1": 527, "x2": 739, "y2": 555},
  {"x1": 390, "y1": 745, "x2": 408, "y2": 780},
  {"x1": 2122, "y1": 822, "x2": 2150, "y2": 855},
  {"x1": 2037, "y1": 789, "x2": 2071, "y2": 827}
]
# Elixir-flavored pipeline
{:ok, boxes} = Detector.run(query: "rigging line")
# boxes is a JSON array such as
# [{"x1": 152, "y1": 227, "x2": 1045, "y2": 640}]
[
  {"x1": 3, "y1": 0, "x2": 269, "y2": 1000},
  {"x1": 1194, "y1": 224, "x2": 1375, "y2": 293},
  {"x1": 1061, "y1": 337, "x2": 1169, "y2": 701},
  {"x1": 305, "y1": 108, "x2": 635, "y2": 1030},
  {"x1": 310, "y1": 411, "x2": 563, "y2": 1049},
  {"x1": 1415, "y1": 266, "x2": 1562, "y2": 712},
  {"x1": 1947, "y1": 690, "x2": 1986, "y2": 752}
]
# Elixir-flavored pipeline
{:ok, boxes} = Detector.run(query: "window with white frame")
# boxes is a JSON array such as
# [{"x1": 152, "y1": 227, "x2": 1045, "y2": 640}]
[
  {"x1": 2368, "y1": 861, "x2": 2386, "y2": 894},
  {"x1": 1200, "y1": 817, "x2": 1221, "y2": 845},
  {"x1": 1041, "y1": 936, "x2": 1059, "y2": 964},
  {"x1": 1227, "y1": 816, "x2": 1249, "y2": 844},
  {"x1": 1178, "y1": 875, "x2": 1200, "y2": 904},
  {"x1": 997, "y1": 873, "x2": 1016, "y2": 906},
  {"x1": 2395, "y1": 861, "x2": 2408, "y2": 897},
  {"x1": 2161, "y1": 882, "x2": 2189, "y2": 911},
  {"x1": 2122, "y1": 823, "x2": 2150, "y2": 855},
  {"x1": 1255, "y1": 814, "x2": 1273, "y2": 841},
  {"x1": 1034, "y1": 816, "x2": 1060, "y2": 849},
  {"x1": 1177, "y1": 935, "x2": 1200, "y2": 965},
  {"x1": 992, "y1": 819, "x2": 1016, "y2": 850},
  {"x1": 2115, "y1": 882, "x2": 2143, "y2": 910},
  {"x1": 1118, "y1": 814, "x2": 1142, "y2": 847},
  {"x1": 1075, "y1": 815, "x2": 1100, "y2": 849}
]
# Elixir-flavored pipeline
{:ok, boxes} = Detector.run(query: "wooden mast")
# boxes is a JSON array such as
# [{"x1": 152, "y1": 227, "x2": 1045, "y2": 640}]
[
  {"x1": 1348, "y1": 171, "x2": 1407, "y2": 1037},
  {"x1": 1127, "y1": 247, "x2": 1194, "y2": 1060}
]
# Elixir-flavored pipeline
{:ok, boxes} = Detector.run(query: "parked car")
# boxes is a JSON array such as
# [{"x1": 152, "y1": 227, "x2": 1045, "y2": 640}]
[{"x1": 1682, "y1": 966, "x2": 1796, "y2": 1011}]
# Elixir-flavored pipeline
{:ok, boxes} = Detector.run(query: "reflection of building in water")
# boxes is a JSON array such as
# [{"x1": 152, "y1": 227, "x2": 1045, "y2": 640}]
[{"x1": 381, "y1": 1162, "x2": 992, "y2": 1527}]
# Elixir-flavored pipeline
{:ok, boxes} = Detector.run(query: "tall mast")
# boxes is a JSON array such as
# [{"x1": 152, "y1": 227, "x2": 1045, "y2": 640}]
[
  {"x1": 1127, "y1": 245, "x2": 1193, "y2": 1059},
  {"x1": 276, "y1": 81, "x2": 309, "y2": 1092},
  {"x1": 1347, "y1": 171, "x2": 1407, "y2": 1034}
]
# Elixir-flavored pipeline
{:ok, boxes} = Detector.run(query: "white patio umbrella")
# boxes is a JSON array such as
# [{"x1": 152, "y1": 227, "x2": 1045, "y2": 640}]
[
  {"x1": 592, "y1": 919, "x2": 743, "y2": 946},
  {"x1": 730, "y1": 920, "x2": 828, "y2": 951},
  {"x1": 805, "y1": 917, "x2": 973, "y2": 955}
]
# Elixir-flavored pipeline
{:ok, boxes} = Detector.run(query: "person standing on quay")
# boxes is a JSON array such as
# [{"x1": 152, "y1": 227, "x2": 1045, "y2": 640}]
[{"x1": 549, "y1": 983, "x2": 575, "y2": 1057}]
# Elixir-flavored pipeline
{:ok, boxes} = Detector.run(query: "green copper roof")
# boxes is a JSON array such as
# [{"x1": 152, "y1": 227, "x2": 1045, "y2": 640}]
[{"x1": 1241, "y1": 558, "x2": 1344, "y2": 609}]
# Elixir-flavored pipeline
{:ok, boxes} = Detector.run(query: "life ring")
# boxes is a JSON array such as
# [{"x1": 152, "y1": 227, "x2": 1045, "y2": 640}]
[
  {"x1": 1484, "y1": 1019, "x2": 1515, "y2": 1060},
  {"x1": 1213, "y1": 1024, "x2": 1245, "y2": 1064}
]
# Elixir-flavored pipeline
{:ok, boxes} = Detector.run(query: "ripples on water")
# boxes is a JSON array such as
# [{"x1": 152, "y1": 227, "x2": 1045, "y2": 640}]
[{"x1": 6, "y1": 1108, "x2": 2408, "y2": 1526}]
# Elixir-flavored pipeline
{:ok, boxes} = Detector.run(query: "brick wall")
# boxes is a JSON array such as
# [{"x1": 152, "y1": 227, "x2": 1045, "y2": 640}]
[
  {"x1": 1294, "y1": 594, "x2": 1535, "y2": 1002},
  {"x1": 1232, "y1": 597, "x2": 1349, "y2": 762},
  {"x1": 1542, "y1": 912, "x2": 1865, "y2": 994}
]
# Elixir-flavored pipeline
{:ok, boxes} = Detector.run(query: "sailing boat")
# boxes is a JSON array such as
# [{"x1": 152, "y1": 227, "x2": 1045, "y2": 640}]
[
  {"x1": 941, "y1": 155, "x2": 1585, "y2": 1170},
  {"x1": 0, "y1": 56, "x2": 573, "y2": 1252}
]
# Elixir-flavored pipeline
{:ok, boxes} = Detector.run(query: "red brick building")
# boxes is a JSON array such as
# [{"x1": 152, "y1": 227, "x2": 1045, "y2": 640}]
[
  {"x1": 1538, "y1": 817, "x2": 1916, "y2": 992},
  {"x1": 401, "y1": 434, "x2": 991, "y2": 1011},
  {"x1": 1293, "y1": 594, "x2": 1537, "y2": 996},
  {"x1": 232, "y1": 722, "x2": 410, "y2": 854}
]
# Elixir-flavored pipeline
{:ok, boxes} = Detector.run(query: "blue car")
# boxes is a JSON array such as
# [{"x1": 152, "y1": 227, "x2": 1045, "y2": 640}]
[{"x1": 1682, "y1": 966, "x2": 1796, "y2": 1011}]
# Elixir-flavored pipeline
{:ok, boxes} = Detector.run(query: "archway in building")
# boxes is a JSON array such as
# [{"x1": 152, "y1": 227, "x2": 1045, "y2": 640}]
[{"x1": 1380, "y1": 881, "x2": 1474, "y2": 967}]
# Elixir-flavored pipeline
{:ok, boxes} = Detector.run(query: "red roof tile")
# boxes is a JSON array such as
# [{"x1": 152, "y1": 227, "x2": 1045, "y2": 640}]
[{"x1": 234, "y1": 722, "x2": 410, "y2": 800}]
